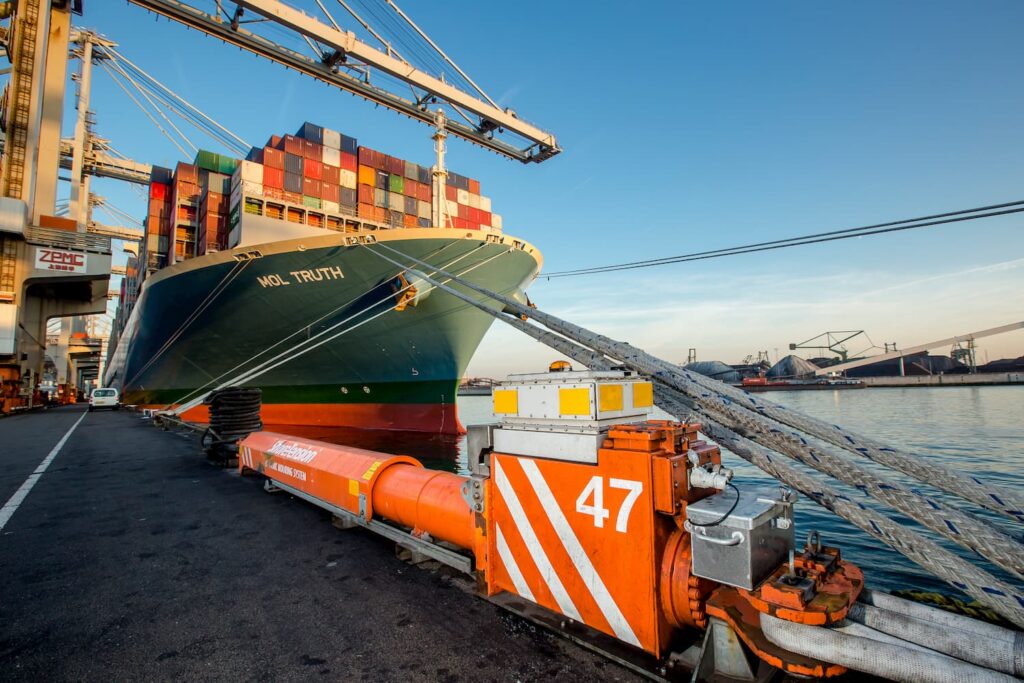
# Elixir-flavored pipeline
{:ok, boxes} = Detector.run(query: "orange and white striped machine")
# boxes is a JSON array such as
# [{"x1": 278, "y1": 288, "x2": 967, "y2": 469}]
[{"x1": 239, "y1": 367, "x2": 863, "y2": 680}]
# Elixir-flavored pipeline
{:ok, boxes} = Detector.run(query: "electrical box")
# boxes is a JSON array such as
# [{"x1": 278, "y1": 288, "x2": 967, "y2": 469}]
[{"x1": 686, "y1": 485, "x2": 795, "y2": 590}]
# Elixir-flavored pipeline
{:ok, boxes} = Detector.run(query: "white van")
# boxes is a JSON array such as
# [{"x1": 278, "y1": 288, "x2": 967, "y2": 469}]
[{"x1": 89, "y1": 387, "x2": 120, "y2": 411}]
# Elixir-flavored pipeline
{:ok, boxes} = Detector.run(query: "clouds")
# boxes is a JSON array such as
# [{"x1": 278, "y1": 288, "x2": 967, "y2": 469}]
[{"x1": 466, "y1": 256, "x2": 1024, "y2": 378}]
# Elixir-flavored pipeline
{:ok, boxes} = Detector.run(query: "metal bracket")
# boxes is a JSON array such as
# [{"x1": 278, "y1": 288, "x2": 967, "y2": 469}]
[
  {"x1": 460, "y1": 476, "x2": 485, "y2": 513},
  {"x1": 691, "y1": 617, "x2": 774, "y2": 682},
  {"x1": 466, "y1": 423, "x2": 495, "y2": 477}
]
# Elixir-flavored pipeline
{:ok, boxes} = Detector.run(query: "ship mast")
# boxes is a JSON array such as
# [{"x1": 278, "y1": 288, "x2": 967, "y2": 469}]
[{"x1": 431, "y1": 109, "x2": 450, "y2": 229}]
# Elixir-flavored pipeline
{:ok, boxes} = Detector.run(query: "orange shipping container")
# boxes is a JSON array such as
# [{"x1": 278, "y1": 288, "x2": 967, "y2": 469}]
[
  {"x1": 322, "y1": 164, "x2": 340, "y2": 185},
  {"x1": 468, "y1": 178, "x2": 480, "y2": 194},
  {"x1": 358, "y1": 165, "x2": 376, "y2": 186},
  {"x1": 357, "y1": 183, "x2": 374, "y2": 205},
  {"x1": 304, "y1": 158, "x2": 323, "y2": 180},
  {"x1": 358, "y1": 202, "x2": 375, "y2": 218},
  {"x1": 403, "y1": 214, "x2": 418, "y2": 228}
]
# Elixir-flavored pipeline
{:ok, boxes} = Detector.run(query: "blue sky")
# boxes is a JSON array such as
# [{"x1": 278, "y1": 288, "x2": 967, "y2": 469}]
[{"x1": 74, "y1": 1, "x2": 1023, "y2": 375}]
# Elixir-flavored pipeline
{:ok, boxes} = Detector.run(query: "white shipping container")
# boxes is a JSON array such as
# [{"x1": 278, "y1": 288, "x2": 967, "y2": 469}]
[
  {"x1": 388, "y1": 193, "x2": 404, "y2": 211},
  {"x1": 322, "y1": 146, "x2": 341, "y2": 168},
  {"x1": 492, "y1": 214, "x2": 503, "y2": 230},
  {"x1": 456, "y1": 188, "x2": 470, "y2": 205},
  {"x1": 322, "y1": 199, "x2": 340, "y2": 214},
  {"x1": 323, "y1": 128, "x2": 341, "y2": 150},
  {"x1": 446, "y1": 200, "x2": 459, "y2": 216},
  {"x1": 417, "y1": 200, "x2": 431, "y2": 219},
  {"x1": 480, "y1": 195, "x2": 492, "y2": 212},
  {"x1": 468, "y1": 193, "x2": 481, "y2": 209},
  {"x1": 238, "y1": 160, "x2": 263, "y2": 184},
  {"x1": 339, "y1": 169, "x2": 357, "y2": 189}
]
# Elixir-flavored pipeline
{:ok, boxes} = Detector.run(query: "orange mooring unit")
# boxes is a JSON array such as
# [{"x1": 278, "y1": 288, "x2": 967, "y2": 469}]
[{"x1": 239, "y1": 368, "x2": 863, "y2": 679}]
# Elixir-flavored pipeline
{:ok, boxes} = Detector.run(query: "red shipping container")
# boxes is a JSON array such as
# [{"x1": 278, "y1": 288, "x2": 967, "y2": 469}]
[
  {"x1": 479, "y1": 210, "x2": 491, "y2": 226},
  {"x1": 357, "y1": 183, "x2": 374, "y2": 205},
  {"x1": 303, "y1": 177, "x2": 323, "y2": 198},
  {"x1": 339, "y1": 152, "x2": 358, "y2": 172},
  {"x1": 386, "y1": 155, "x2": 404, "y2": 175},
  {"x1": 150, "y1": 182, "x2": 169, "y2": 200},
  {"x1": 458, "y1": 203, "x2": 469, "y2": 220},
  {"x1": 417, "y1": 183, "x2": 431, "y2": 202},
  {"x1": 283, "y1": 190, "x2": 303, "y2": 204},
  {"x1": 263, "y1": 166, "x2": 285, "y2": 189},
  {"x1": 175, "y1": 162, "x2": 198, "y2": 184},
  {"x1": 405, "y1": 180, "x2": 418, "y2": 198},
  {"x1": 322, "y1": 164, "x2": 340, "y2": 185},
  {"x1": 303, "y1": 139, "x2": 322, "y2": 160},
  {"x1": 322, "y1": 183, "x2": 340, "y2": 204},
  {"x1": 283, "y1": 135, "x2": 303, "y2": 156},
  {"x1": 445, "y1": 185, "x2": 458, "y2": 201},
  {"x1": 267, "y1": 134, "x2": 283, "y2": 150},
  {"x1": 468, "y1": 178, "x2": 481, "y2": 194},
  {"x1": 303, "y1": 158, "x2": 323, "y2": 180},
  {"x1": 263, "y1": 147, "x2": 286, "y2": 169},
  {"x1": 358, "y1": 202, "x2": 375, "y2": 218}
]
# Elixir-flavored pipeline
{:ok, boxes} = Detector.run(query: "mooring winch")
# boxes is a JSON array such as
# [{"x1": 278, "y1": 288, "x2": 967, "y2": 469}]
[{"x1": 237, "y1": 367, "x2": 1020, "y2": 681}]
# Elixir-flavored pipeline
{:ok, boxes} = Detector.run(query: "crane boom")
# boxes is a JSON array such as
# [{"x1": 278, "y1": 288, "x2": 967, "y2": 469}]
[
  {"x1": 124, "y1": 0, "x2": 561, "y2": 163},
  {"x1": 815, "y1": 322, "x2": 1024, "y2": 376}
]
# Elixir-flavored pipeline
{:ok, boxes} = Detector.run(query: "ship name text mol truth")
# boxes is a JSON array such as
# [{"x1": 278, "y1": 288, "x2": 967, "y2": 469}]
[{"x1": 257, "y1": 266, "x2": 345, "y2": 288}]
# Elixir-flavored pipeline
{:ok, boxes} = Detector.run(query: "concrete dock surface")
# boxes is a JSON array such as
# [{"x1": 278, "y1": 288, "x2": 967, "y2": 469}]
[{"x1": 0, "y1": 406, "x2": 632, "y2": 681}]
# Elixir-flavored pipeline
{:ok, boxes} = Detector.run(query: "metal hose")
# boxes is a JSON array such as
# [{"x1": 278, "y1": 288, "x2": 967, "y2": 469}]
[
  {"x1": 847, "y1": 601, "x2": 1024, "y2": 677},
  {"x1": 760, "y1": 613, "x2": 1019, "y2": 683}
]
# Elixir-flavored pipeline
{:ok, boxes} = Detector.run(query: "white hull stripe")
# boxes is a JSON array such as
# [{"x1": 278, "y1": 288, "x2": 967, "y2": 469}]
[
  {"x1": 495, "y1": 523, "x2": 535, "y2": 602},
  {"x1": 519, "y1": 459, "x2": 641, "y2": 647},
  {"x1": 493, "y1": 459, "x2": 582, "y2": 622}
]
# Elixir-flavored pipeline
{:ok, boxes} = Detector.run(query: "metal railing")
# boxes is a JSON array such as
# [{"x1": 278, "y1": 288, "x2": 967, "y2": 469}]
[{"x1": 24, "y1": 226, "x2": 112, "y2": 254}]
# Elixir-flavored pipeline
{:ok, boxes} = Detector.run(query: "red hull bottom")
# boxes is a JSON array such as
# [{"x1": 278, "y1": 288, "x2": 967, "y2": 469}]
[{"x1": 139, "y1": 402, "x2": 466, "y2": 435}]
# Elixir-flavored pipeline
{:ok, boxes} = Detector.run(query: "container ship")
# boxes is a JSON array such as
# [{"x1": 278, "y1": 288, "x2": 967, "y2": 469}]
[{"x1": 103, "y1": 122, "x2": 542, "y2": 434}]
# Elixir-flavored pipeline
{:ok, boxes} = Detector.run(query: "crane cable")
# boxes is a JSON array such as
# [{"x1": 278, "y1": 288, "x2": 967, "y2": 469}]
[{"x1": 543, "y1": 200, "x2": 1024, "y2": 278}]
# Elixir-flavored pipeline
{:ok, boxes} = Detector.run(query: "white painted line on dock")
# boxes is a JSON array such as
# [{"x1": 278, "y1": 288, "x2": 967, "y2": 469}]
[{"x1": 0, "y1": 411, "x2": 88, "y2": 532}]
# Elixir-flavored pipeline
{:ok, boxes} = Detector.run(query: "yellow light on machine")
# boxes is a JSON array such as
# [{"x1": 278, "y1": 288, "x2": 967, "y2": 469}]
[{"x1": 493, "y1": 388, "x2": 519, "y2": 415}]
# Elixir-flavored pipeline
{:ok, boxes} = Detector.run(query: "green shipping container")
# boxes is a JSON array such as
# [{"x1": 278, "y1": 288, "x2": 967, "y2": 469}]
[
  {"x1": 217, "y1": 155, "x2": 238, "y2": 175},
  {"x1": 194, "y1": 150, "x2": 219, "y2": 172},
  {"x1": 302, "y1": 195, "x2": 322, "y2": 209},
  {"x1": 389, "y1": 174, "x2": 404, "y2": 194}
]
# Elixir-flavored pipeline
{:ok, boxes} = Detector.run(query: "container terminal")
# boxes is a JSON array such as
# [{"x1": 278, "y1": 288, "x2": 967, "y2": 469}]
[{"x1": 0, "y1": 2, "x2": 1022, "y2": 682}]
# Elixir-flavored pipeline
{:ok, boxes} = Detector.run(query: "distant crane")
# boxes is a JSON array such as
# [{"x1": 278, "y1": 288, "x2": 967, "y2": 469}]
[{"x1": 789, "y1": 330, "x2": 867, "y2": 362}]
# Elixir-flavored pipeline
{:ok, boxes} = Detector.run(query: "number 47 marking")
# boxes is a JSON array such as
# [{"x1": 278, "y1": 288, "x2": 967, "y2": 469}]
[{"x1": 575, "y1": 476, "x2": 643, "y2": 533}]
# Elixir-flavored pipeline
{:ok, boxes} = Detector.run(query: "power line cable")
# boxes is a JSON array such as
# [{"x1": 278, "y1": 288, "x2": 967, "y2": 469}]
[{"x1": 542, "y1": 201, "x2": 1024, "y2": 278}]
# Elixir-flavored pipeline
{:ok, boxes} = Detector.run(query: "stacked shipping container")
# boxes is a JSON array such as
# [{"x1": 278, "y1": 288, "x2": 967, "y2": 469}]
[{"x1": 143, "y1": 120, "x2": 504, "y2": 266}]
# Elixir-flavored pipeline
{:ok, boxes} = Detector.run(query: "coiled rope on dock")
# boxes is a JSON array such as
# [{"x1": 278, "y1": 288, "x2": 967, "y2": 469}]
[
  {"x1": 202, "y1": 387, "x2": 262, "y2": 457},
  {"x1": 364, "y1": 242, "x2": 1024, "y2": 628}
]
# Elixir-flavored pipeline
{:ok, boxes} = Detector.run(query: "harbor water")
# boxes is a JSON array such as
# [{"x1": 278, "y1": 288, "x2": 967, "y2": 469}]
[{"x1": 271, "y1": 385, "x2": 1024, "y2": 598}]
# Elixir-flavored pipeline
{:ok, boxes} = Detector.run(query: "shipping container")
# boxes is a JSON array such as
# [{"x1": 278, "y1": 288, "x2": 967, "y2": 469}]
[
  {"x1": 389, "y1": 174, "x2": 404, "y2": 194},
  {"x1": 283, "y1": 134, "x2": 304, "y2": 156},
  {"x1": 302, "y1": 195, "x2": 322, "y2": 209},
  {"x1": 373, "y1": 188, "x2": 387, "y2": 208},
  {"x1": 468, "y1": 178, "x2": 481, "y2": 194},
  {"x1": 284, "y1": 153, "x2": 303, "y2": 175},
  {"x1": 358, "y1": 202, "x2": 375, "y2": 218},
  {"x1": 303, "y1": 177, "x2": 323, "y2": 198},
  {"x1": 445, "y1": 185, "x2": 458, "y2": 201},
  {"x1": 480, "y1": 195, "x2": 492, "y2": 212},
  {"x1": 246, "y1": 146, "x2": 264, "y2": 163},
  {"x1": 375, "y1": 170, "x2": 390, "y2": 189},
  {"x1": 263, "y1": 166, "x2": 285, "y2": 189},
  {"x1": 456, "y1": 188, "x2": 470, "y2": 205},
  {"x1": 417, "y1": 200, "x2": 431, "y2": 219},
  {"x1": 340, "y1": 152, "x2": 358, "y2": 172},
  {"x1": 358, "y1": 184, "x2": 374, "y2": 205},
  {"x1": 340, "y1": 187, "x2": 357, "y2": 207},
  {"x1": 322, "y1": 146, "x2": 341, "y2": 168},
  {"x1": 404, "y1": 160, "x2": 418, "y2": 180},
  {"x1": 404, "y1": 214, "x2": 418, "y2": 228},
  {"x1": 264, "y1": 146, "x2": 285, "y2": 169},
  {"x1": 322, "y1": 127, "x2": 341, "y2": 150},
  {"x1": 340, "y1": 134, "x2": 358, "y2": 155},
  {"x1": 388, "y1": 193, "x2": 404, "y2": 212},
  {"x1": 322, "y1": 199, "x2": 341, "y2": 214},
  {"x1": 303, "y1": 158, "x2": 323, "y2": 180},
  {"x1": 358, "y1": 165, "x2": 376, "y2": 186},
  {"x1": 322, "y1": 164, "x2": 340, "y2": 186},
  {"x1": 492, "y1": 214, "x2": 503, "y2": 230},
  {"x1": 385, "y1": 155, "x2": 404, "y2": 175},
  {"x1": 176, "y1": 162, "x2": 199, "y2": 184},
  {"x1": 266, "y1": 134, "x2": 283, "y2": 149},
  {"x1": 404, "y1": 196, "x2": 417, "y2": 214},
  {"x1": 322, "y1": 183, "x2": 340, "y2": 204},
  {"x1": 207, "y1": 172, "x2": 231, "y2": 195},
  {"x1": 302, "y1": 139, "x2": 322, "y2": 161},
  {"x1": 417, "y1": 217, "x2": 431, "y2": 228},
  {"x1": 150, "y1": 182, "x2": 170, "y2": 200},
  {"x1": 284, "y1": 172, "x2": 303, "y2": 194},
  {"x1": 417, "y1": 166, "x2": 431, "y2": 184},
  {"x1": 236, "y1": 160, "x2": 263, "y2": 185},
  {"x1": 468, "y1": 193, "x2": 481, "y2": 209},
  {"x1": 339, "y1": 169, "x2": 357, "y2": 189},
  {"x1": 298, "y1": 121, "x2": 323, "y2": 144},
  {"x1": 150, "y1": 165, "x2": 173, "y2": 184}
]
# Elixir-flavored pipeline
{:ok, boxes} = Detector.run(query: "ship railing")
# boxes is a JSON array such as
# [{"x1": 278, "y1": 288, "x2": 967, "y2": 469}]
[{"x1": 24, "y1": 226, "x2": 112, "y2": 254}]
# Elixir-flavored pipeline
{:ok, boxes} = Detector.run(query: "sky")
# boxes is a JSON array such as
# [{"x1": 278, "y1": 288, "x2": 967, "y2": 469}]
[{"x1": 69, "y1": 1, "x2": 1024, "y2": 377}]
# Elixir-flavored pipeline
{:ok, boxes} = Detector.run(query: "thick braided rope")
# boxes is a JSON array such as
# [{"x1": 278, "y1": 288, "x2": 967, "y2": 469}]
[
  {"x1": 366, "y1": 246, "x2": 1024, "y2": 627},
  {"x1": 680, "y1": 367, "x2": 1024, "y2": 523},
  {"x1": 486, "y1": 296, "x2": 1024, "y2": 580}
]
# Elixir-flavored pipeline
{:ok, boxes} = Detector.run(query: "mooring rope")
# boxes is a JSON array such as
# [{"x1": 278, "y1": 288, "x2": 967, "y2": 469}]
[{"x1": 366, "y1": 242, "x2": 1024, "y2": 628}]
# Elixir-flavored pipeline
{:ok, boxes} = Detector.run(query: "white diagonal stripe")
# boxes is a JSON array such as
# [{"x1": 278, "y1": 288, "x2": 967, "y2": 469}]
[
  {"x1": 495, "y1": 523, "x2": 534, "y2": 602},
  {"x1": 493, "y1": 459, "x2": 581, "y2": 622},
  {"x1": 519, "y1": 459, "x2": 641, "y2": 647}
]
